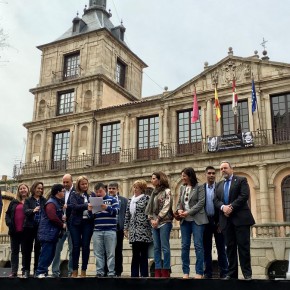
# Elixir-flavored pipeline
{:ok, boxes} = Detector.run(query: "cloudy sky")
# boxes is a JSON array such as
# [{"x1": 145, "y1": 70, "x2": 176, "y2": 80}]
[{"x1": 1, "y1": 0, "x2": 290, "y2": 178}]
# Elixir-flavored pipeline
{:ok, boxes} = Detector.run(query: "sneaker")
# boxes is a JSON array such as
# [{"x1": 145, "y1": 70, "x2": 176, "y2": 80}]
[
  {"x1": 96, "y1": 274, "x2": 104, "y2": 277},
  {"x1": 36, "y1": 274, "x2": 47, "y2": 278},
  {"x1": 9, "y1": 273, "x2": 17, "y2": 278}
]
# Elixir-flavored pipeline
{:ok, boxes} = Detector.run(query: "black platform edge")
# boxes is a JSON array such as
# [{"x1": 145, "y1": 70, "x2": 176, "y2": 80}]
[{"x1": 0, "y1": 277, "x2": 289, "y2": 290}]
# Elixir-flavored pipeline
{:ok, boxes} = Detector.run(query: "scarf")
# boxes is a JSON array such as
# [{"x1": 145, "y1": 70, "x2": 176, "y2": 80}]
[
  {"x1": 145, "y1": 186, "x2": 166, "y2": 216},
  {"x1": 130, "y1": 194, "x2": 144, "y2": 217}
]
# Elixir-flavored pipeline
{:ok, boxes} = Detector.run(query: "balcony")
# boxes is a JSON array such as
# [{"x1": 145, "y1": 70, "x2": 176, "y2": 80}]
[{"x1": 13, "y1": 128, "x2": 290, "y2": 177}]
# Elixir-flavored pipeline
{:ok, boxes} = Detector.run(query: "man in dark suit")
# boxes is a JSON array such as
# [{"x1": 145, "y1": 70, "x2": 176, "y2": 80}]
[
  {"x1": 108, "y1": 181, "x2": 128, "y2": 277},
  {"x1": 214, "y1": 161, "x2": 255, "y2": 280},
  {"x1": 203, "y1": 166, "x2": 228, "y2": 278}
]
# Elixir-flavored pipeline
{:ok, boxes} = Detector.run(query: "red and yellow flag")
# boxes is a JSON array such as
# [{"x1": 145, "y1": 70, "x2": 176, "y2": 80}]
[{"x1": 214, "y1": 85, "x2": 221, "y2": 122}]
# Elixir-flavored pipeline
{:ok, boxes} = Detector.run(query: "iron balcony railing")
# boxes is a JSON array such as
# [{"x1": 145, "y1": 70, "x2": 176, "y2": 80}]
[{"x1": 13, "y1": 128, "x2": 290, "y2": 177}]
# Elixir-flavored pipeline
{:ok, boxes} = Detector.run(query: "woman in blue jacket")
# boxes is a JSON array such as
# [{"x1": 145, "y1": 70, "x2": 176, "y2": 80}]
[{"x1": 68, "y1": 175, "x2": 94, "y2": 278}]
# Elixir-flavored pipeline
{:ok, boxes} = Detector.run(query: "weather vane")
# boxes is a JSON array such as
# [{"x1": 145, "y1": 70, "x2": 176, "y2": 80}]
[{"x1": 260, "y1": 37, "x2": 268, "y2": 50}]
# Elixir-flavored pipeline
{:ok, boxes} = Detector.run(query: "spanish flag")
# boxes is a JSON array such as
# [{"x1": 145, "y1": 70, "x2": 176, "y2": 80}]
[{"x1": 214, "y1": 85, "x2": 221, "y2": 122}]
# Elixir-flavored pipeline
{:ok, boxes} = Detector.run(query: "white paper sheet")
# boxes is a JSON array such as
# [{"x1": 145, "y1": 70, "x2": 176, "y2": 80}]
[{"x1": 89, "y1": 196, "x2": 103, "y2": 213}]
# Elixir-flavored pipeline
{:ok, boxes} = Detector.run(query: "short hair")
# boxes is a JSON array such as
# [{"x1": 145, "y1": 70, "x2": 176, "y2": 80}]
[
  {"x1": 152, "y1": 171, "x2": 169, "y2": 189},
  {"x1": 75, "y1": 175, "x2": 89, "y2": 193},
  {"x1": 51, "y1": 184, "x2": 64, "y2": 196},
  {"x1": 108, "y1": 181, "x2": 119, "y2": 188},
  {"x1": 30, "y1": 181, "x2": 44, "y2": 196},
  {"x1": 205, "y1": 166, "x2": 215, "y2": 172},
  {"x1": 133, "y1": 179, "x2": 147, "y2": 193},
  {"x1": 16, "y1": 183, "x2": 30, "y2": 202},
  {"x1": 94, "y1": 182, "x2": 106, "y2": 191},
  {"x1": 220, "y1": 161, "x2": 233, "y2": 168}
]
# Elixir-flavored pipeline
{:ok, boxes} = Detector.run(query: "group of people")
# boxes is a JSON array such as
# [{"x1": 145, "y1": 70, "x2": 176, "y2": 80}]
[{"x1": 5, "y1": 160, "x2": 255, "y2": 280}]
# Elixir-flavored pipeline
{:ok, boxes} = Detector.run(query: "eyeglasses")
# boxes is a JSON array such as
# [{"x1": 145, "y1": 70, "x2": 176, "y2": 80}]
[{"x1": 207, "y1": 172, "x2": 215, "y2": 175}]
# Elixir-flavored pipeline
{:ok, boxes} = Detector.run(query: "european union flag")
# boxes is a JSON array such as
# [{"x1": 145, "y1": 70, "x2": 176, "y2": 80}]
[{"x1": 252, "y1": 79, "x2": 257, "y2": 113}]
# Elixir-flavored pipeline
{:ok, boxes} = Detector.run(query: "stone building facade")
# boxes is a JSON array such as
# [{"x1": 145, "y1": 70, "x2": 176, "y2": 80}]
[{"x1": 7, "y1": 0, "x2": 290, "y2": 278}]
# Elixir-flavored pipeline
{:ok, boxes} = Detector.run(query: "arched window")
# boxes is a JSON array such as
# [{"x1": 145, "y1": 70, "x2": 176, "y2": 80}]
[
  {"x1": 282, "y1": 175, "x2": 290, "y2": 221},
  {"x1": 38, "y1": 100, "x2": 46, "y2": 118},
  {"x1": 33, "y1": 134, "x2": 41, "y2": 153},
  {"x1": 80, "y1": 126, "x2": 88, "y2": 148},
  {"x1": 83, "y1": 90, "x2": 92, "y2": 111}
]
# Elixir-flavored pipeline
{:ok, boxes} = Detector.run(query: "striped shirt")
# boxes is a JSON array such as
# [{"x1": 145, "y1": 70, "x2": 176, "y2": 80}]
[{"x1": 93, "y1": 195, "x2": 119, "y2": 231}]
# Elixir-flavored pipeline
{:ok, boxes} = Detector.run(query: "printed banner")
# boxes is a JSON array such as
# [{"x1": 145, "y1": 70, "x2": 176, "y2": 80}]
[{"x1": 208, "y1": 132, "x2": 254, "y2": 152}]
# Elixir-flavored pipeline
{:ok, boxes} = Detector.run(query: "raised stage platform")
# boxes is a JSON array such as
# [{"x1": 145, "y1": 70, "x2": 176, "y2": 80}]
[{"x1": 0, "y1": 277, "x2": 289, "y2": 290}]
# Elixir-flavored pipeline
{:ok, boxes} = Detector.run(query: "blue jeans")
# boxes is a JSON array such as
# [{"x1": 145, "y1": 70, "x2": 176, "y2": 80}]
[
  {"x1": 51, "y1": 230, "x2": 73, "y2": 276},
  {"x1": 152, "y1": 222, "x2": 172, "y2": 269},
  {"x1": 36, "y1": 241, "x2": 57, "y2": 276},
  {"x1": 69, "y1": 219, "x2": 94, "y2": 271},
  {"x1": 180, "y1": 220, "x2": 205, "y2": 275},
  {"x1": 92, "y1": 230, "x2": 116, "y2": 276}
]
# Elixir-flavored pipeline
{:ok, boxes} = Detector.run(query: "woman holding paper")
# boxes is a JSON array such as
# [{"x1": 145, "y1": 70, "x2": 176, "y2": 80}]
[{"x1": 68, "y1": 175, "x2": 94, "y2": 278}]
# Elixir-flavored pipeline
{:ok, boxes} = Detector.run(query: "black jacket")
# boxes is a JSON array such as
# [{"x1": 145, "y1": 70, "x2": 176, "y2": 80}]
[
  {"x1": 23, "y1": 196, "x2": 47, "y2": 228},
  {"x1": 5, "y1": 199, "x2": 23, "y2": 235}
]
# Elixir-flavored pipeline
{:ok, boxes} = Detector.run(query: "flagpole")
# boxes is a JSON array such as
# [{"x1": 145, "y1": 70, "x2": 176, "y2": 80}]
[{"x1": 252, "y1": 74, "x2": 262, "y2": 131}]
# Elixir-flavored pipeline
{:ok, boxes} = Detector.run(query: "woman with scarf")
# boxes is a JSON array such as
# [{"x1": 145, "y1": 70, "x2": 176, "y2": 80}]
[
  {"x1": 176, "y1": 167, "x2": 208, "y2": 279},
  {"x1": 23, "y1": 181, "x2": 47, "y2": 277},
  {"x1": 145, "y1": 171, "x2": 173, "y2": 278},
  {"x1": 124, "y1": 179, "x2": 152, "y2": 277}
]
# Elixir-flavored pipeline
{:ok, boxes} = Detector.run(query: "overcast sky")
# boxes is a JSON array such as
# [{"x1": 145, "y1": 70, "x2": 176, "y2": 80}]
[{"x1": 1, "y1": 0, "x2": 290, "y2": 178}]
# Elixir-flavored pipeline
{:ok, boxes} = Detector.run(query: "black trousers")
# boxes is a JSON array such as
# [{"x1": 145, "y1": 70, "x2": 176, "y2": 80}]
[
  {"x1": 203, "y1": 218, "x2": 228, "y2": 278},
  {"x1": 115, "y1": 230, "x2": 124, "y2": 276},
  {"x1": 22, "y1": 226, "x2": 41, "y2": 273},
  {"x1": 131, "y1": 242, "x2": 149, "y2": 277},
  {"x1": 223, "y1": 222, "x2": 252, "y2": 278},
  {"x1": 10, "y1": 231, "x2": 26, "y2": 274}
]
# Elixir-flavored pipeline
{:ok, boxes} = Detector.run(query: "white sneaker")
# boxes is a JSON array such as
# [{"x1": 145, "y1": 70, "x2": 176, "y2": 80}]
[{"x1": 37, "y1": 274, "x2": 46, "y2": 278}]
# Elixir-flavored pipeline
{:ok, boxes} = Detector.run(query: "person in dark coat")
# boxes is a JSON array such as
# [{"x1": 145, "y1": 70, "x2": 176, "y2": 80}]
[
  {"x1": 23, "y1": 181, "x2": 47, "y2": 276},
  {"x1": 203, "y1": 166, "x2": 228, "y2": 278},
  {"x1": 5, "y1": 183, "x2": 30, "y2": 278},
  {"x1": 214, "y1": 161, "x2": 255, "y2": 280},
  {"x1": 35, "y1": 184, "x2": 66, "y2": 278}
]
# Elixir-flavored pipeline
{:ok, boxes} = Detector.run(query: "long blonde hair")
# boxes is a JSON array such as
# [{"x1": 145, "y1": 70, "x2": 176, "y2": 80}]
[{"x1": 75, "y1": 175, "x2": 89, "y2": 194}]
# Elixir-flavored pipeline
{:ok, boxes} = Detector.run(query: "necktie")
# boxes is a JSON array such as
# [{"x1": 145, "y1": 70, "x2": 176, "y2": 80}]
[{"x1": 224, "y1": 179, "x2": 230, "y2": 205}]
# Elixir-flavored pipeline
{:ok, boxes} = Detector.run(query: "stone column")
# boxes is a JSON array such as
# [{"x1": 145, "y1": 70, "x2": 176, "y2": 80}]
[
  {"x1": 122, "y1": 178, "x2": 129, "y2": 199},
  {"x1": 163, "y1": 106, "x2": 169, "y2": 144},
  {"x1": 88, "y1": 119, "x2": 95, "y2": 156},
  {"x1": 40, "y1": 129, "x2": 47, "y2": 161},
  {"x1": 25, "y1": 132, "x2": 33, "y2": 163},
  {"x1": 258, "y1": 164, "x2": 271, "y2": 222},
  {"x1": 73, "y1": 123, "x2": 79, "y2": 157}
]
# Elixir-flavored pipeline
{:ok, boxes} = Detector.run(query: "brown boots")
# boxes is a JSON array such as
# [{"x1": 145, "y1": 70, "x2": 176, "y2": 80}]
[
  {"x1": 155, "y1": 269, "x2": 170, "y2": 278},
  {"x1": 80, "y1": 270, "x2": 86, "y2": 278},
  {"x1": 71, "y1": 270, "x2": 78, "y2": 278}
]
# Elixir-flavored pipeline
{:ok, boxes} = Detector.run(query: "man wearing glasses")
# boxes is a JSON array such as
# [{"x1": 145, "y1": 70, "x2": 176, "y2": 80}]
[{"x1": 203, "y1": 166, "x2": 228, "y2": 279}]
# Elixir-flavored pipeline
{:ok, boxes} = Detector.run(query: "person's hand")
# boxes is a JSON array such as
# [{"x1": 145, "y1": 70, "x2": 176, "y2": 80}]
[
  {"x1": 33, "y1": 206, "x2": 40, "y2": 213},
  {"x1": 177, "y1": 210, "x2": 184, "y2": 215},
  {"x1": 179, "y1": 211, "x2": 188, "y2": 218},
  {"x1": 101, "y1": 204, "x2": 108, "y2": 210},
  {"x1": 151, "y1": 219, "x2": 159, "y2": 229},
  {"x1": 88, "y1": 203, "x2": 93, "y2": 211},
  {"x1": 124, "y1": 230, "x2": 129, "y2": 239},
  {"x1": 223, "y1": 205, "x2": 233, "y2": 217},
  {"x1": 63, "y1": 204, "x2": 68, "y2": 209}
]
